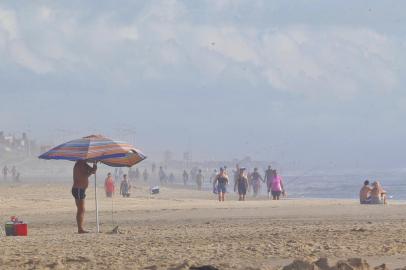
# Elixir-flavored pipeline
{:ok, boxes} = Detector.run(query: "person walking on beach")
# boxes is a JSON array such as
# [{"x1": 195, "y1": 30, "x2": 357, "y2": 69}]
[
  {"x1": 235, "y1": 168, "x2": 248, "y2": 201},
  {"x1": 196, "y1": 169, "x2": 204, "y2": 190},
  {"x1": 143, "y1": 168, "x2": 149, "y2": 182},
  {"x1": 134, "y1": 168, "x2": 140, "y2": 181},
  {"x1": 213, "y1": 167, "x2": 229, "y2": 202},
  {"x1": 233, "y1": 164, "x2": 240, "y2": 191},
  {"x1": 247, "y1": 169, "x2": 252, "y2": 192},
  {"x1": 72, "y1": 160, "x2": 97, "y2": 234},
  {"x1": 159, "y1": 166, "x2": 167, "y2": 185},
  {"x1": 182, "y1": 170, "x2": 189, "y2": 186},
  {"x1": 3, "y1": 165, "x2": 8, "y2": 181},
  {"x1": 265, "y1": 166, "x2": 276, "y2": 200},
  {"x1": 104, "y1": 172, "x2": 115, "y2": 198},
  {"x1": 271, "y1": 170, "x2": 284, "y2": 200},
  {"x1": 251, "y1": 168, "x2": 264, "y2": 197},
  {"x1": 190, "y1": 167, "x2": 197, "y2": 184},
  {"x1": 120, "y1": 174, "x2": 131, "y2": 197},
  {"x1": 210, "y1": 169, "x2": 217, "y2": 183},
  {"x1": 11, "y1": 165, "x2": 17, "y2": 180}
]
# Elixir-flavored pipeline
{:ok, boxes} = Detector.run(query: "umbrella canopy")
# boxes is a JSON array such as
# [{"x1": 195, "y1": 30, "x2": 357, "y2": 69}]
[
  {"x1": 38, "y1": 134, "x2": 142, "y2": 163},
  {"x1": 101, "y1": 149, "x2": 146, "y2": 167}
]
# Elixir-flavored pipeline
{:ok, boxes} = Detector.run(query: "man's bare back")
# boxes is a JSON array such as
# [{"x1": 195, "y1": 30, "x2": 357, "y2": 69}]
[
  {"x1": 360, "y1": 185, "x2": 372, "y2": 202},
  {"x1": 73, "y1": 160, "x2": 96, "y2": 189}
]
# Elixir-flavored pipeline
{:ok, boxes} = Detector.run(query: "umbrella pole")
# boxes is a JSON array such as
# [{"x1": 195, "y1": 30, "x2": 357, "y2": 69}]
[
  {"x1": 111, "y1": 191, "x2": 114, "y2": 227},
  {"x1": 95, "y1": 172, "x2": 100, "y2": 233}
]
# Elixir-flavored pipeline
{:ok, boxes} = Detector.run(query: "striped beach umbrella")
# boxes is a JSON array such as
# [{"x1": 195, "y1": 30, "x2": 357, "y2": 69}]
[
  {"x1": 38, "y1": 134, "x2": 146, "y2": 232},
  {"x1": 38, "y1": 135, "x2": 145, "y2": 163}
]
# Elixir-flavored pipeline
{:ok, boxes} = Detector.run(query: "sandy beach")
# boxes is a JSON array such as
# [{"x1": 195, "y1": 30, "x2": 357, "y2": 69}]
[{"x1": 1, "y1": 180, "x2": 406, "y2": 269}]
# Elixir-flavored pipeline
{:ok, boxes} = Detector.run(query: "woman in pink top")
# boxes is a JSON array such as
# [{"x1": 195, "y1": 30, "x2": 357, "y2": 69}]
[
  {"x1": 104, "y1": 172, "x2": 115, "y2": 198},
  {"x1": 271, "y1": 170, "x2": 284, "y2": 200}
]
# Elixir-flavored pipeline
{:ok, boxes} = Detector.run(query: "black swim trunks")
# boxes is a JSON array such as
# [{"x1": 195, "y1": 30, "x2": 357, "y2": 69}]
[{"x1": 71, "y1": 187, "x2": 86, "y2": 200}]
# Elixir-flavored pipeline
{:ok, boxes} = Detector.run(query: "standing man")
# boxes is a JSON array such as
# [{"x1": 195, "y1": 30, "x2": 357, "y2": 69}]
[
  {"x1": 235, "y1": 168, "x2": 249, "y2": 201},
  {"x1": 72, "y1": 160, "x2": 97, "y2": 234},
  {"x1": 11, "y1": 165, "x2": 17, "y2": 180},
  {"x1": 182, "y1": 170, "x2": 189, "y2": 186},
  {"x1": 264, "y1": 165, "x2": 276, "y2": 200},
  {"x1": 196, "y1": 169, "x2": 204, "y2": 190},
  {"x1": 159, "y1": 166, "x2": 167, "y2": 184}
]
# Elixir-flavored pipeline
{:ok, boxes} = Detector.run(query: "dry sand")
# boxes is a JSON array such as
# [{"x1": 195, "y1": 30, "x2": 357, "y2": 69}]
[{"x1": 1, "y1": 180, "x2": 406, "y2": 269}]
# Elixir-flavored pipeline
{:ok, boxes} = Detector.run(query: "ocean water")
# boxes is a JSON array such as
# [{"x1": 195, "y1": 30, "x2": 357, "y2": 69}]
[
  {"x1": 197, "y1": 172, "x2": 406, "y2": 200},
  {"x1": 283, "y1": 174, "x2": 406, "y2": 200}
]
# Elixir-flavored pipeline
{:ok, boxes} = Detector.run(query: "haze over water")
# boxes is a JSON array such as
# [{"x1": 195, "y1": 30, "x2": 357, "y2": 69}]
[{"x1": 1, "y1": 1, "x2": 406, "y2": 189}]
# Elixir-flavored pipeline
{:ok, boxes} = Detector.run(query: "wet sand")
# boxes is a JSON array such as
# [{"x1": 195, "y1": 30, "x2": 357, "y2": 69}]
[{"x1": 1, "y1": 181, "x2": 406, "y2": 269}]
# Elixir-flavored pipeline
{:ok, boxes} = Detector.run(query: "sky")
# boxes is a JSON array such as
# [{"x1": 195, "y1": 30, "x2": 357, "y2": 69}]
[{"x1": 0, "y1": 0, "x2": 406, "y2": 169}]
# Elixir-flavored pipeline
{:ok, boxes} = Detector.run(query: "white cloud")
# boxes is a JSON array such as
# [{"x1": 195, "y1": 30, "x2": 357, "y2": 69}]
[
  {"x1": 0, "y1": 2, "x2": 402, "y2": 99},
  {"x1": 0, "y1": 7, "x2": 18, "y2": 38},
  {"x1": 0, "y1": 6, "x2": 52, "y2": 73}
]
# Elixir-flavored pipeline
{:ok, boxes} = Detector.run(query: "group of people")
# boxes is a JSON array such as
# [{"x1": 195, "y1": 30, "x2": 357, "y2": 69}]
[
  {"x1": 70, "y1": 159, "x2": 392, "y2": 234},
  {"x1": 128, "y1": 167, "x2": 149, "y2": 182},
  {"x1": 2, "y1": 165, "x2": 20, "y2": 182},
  {"x1": 360, "y1": 180, "x2": 387, "y2": 204},
  {"x1": 104, "y1": 172, "x2": 132, "y2": 198},
  {"x1": 182, "y1": 169, "x2": 204, "y2": 190},
  {"x1": 159, "y1": 166, "x2": 176, "y2": 184},
  {"x1": 212, "y1": 165, "x2": 285, "y2": 202},
  {"x1": 116, "y1": 167, "x2": 149, "y2": 183}
]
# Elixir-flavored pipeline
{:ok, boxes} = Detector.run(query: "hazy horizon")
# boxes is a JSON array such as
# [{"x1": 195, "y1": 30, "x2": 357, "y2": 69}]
[{"x1": 1, "y1": 1, "x2": 406, "y2": 170}]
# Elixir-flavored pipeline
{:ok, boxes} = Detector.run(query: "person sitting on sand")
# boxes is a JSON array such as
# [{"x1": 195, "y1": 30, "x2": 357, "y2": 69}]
[
  {"x1": 359, "y1": 180, "x2": 372, "y2": 204},
  {"x1": 72, "y1": 160, "x2": 97, "y2": 234},
  {"x1": 271, "y1": 170, "x2": 284, "y2": 200},
  {"x1": 235, "y1": 168, "x2": 248, "y2": 201},
  {"x1": 370, "y1": 181, "x2": 387, "y2": 204},
  {"x1": 120, "y1": 174, "x2": 131, "y2": 198},
  {"x1": 213, "y1": 167, "x2": 229, "y2": 202},
  {"x1": 104, "y1": 172, "x2": 115, "y2": 198}
]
